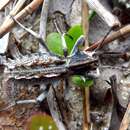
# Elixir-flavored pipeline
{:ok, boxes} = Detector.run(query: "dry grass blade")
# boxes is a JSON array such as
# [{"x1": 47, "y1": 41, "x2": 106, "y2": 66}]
[
  {"x1": 47, "y1": 86, "x2": 66, "y2": 130},
  {"x1": 39, "y1": 0, "x2": 50, "y2": 52},
  {"x1": 0, "y1": 0, "x2": 43, "y2": 38},
  {"x1": 85, "y1": 24, "x2": 130, "y2": 51},
  {"x1": 87, "y1": 0, "x2": 120, "y2": 28},
  {"x1": 39, "y1": 0, "x2": 49, "y2": 40},
  {"x1": 119, "y1": 102, "x2": 130, "y2": 130}
]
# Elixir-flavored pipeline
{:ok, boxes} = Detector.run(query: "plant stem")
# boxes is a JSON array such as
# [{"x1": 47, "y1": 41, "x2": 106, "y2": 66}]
[
  {"x1": 82, "y1": 0, "x2": 90, "y2": 130},
  {"x1": 82, "y1": 87, "x2": 90, "y2": 130}
]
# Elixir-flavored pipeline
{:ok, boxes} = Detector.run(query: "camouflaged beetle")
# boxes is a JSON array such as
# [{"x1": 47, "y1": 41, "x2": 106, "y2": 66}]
[{"x1": 0, "y1": 16, "x2": 98, "y2": 111}]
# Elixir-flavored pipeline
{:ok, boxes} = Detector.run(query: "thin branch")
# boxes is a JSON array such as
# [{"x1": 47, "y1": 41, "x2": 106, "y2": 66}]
[
  {"x1": 0, "y1": 0, "x2": 43, "y2": 38},
  {"x1": 85, "y1": 24, "x2": 130, "y2": 51}
]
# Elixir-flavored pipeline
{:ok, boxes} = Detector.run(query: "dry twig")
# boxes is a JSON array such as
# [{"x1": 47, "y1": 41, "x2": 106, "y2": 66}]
[
  {"x1": 0, "y1": 0, "x2": 43, "y2": 38},
  {"x1": 85, "y1": 24, "x2": 130, "y2": 51}
]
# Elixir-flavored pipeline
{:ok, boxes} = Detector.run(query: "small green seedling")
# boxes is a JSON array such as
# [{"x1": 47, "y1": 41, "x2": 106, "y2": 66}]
[
  {"x1": 46, "y1": 10, "x2": 96, "y2": 56},
  {"x1": 46, "y1": 25, "x2": 93, "y2": 87},
  {"x1": 26, "y1": 113, "x2": 58, "y2": 130},
  {"x1": 71, "y1": 75, "x2": 94, "y2": 88},
  {"x1": 46, "y1": 25, "x2": 83, "y2": 56},
  {"x1": 46, "y1": 11, "x2": 96, "y2": 86}
]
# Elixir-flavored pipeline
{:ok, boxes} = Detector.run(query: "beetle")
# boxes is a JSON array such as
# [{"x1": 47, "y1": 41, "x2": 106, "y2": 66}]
[{"x1": 0, "y1": 16, "x2": 98, "y2": 111}]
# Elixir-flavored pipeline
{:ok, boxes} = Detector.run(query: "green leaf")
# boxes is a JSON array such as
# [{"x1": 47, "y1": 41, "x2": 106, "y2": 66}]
[
  {"x1": 64, "y1": 25, "x2": 83, "y2": 54},
  {"x1": 46, "y1": 32, "x2": 64, "y2": 56},
  {"x1": 71, "y1": 75, "x2": 93, "y2": 88},
  {"x1": 71, "y1": 75, "x2": 85, "y2": 87},
  {"x1": 26, "y1": 114, "x2": 58, "y2": 130},
  {"x1": 85, "y1": 78, "x2": 94, "y2": 87},
  {"x1": 46, "y1": 25, "x2": 83, "y2": 56},
  {"x1": 46, "y1": 11, "x2": 96, "y2": 56}
]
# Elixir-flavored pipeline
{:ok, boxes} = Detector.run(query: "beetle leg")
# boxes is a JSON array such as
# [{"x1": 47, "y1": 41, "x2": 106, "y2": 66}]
[
  {"x1": 0, "y1": 100, "x2": 36, "y2": 112},
  {"x1": 0, "y1": 90, "x2": 49, "y2": 112}
]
